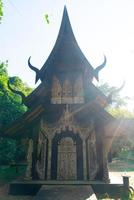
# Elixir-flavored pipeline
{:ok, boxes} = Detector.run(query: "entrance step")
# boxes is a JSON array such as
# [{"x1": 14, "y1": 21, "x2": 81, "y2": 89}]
[{"x1": 33, "y1": 185, "x2": 97, "y2": 200}]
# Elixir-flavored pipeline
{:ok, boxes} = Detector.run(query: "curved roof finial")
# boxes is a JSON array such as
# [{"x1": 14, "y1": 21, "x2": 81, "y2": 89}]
[
  {"x1": 94, "y1": 55, "x2": 107, "y2": 81},
  {"x1": 28, "y1": 56, "x2": 40, "y2": 83},
  {"x1": 107, "y1": 81, "x2": 125, "y2": 104}
]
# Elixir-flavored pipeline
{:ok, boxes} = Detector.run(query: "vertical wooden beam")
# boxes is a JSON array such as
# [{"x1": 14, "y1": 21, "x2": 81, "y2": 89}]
[
  {"x1": 95, "y1": 120, "x2": 104, "y2": 180},
  {"x1": 102, "y1": 136, "x2": 111, "y2": 183},
  {"x1": 25, "y1": 138, "x2": 33, "y2": 180},
  {"x1": 102, "y1": 140, "x2": 110, "y2": 182},
  {"x1": 83, "y1": 139, "x2": 87, "y2": 180},
  {"x1": 96, "y1": 119, "x2": 110, "y2": 182},
  {"x1": 47, "y1": 137, "x2": 52, "y2": 180},
  {"x1": 31, "y1": 123, "x2": 40, "y2": 180}
]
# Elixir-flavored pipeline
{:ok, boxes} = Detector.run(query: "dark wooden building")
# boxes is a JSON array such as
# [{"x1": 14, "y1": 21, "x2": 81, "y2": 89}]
[{"x1": 4, "y1": 7, "x2": 117, "y2": 183}]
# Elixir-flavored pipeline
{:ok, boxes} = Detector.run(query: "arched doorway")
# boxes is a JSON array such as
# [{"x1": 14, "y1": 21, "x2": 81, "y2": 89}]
[
  {"x1": 51, "y1": 131, "x2": 83, "y2": 180},
  {"x1": 57, "y1": 137, "x2": 76, "y2": 180}
]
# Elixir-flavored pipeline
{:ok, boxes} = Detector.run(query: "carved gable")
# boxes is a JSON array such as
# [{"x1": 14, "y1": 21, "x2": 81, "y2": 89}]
[
  {"x1": 51, "y1": 75, "x2": 84, "y2": 104},
  {"x1": 73, "y1": 75, "x2": 84, "y2": 103},
  {"x1": 51, "y1": 76, "x2": 62, "y2": 104},
  {"x1": 62, "y1": 79, "x2": 73, "y2": 104}
]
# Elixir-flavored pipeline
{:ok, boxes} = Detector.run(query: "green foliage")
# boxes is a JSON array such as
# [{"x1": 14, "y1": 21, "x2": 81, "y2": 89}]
[
  {"x1": 0, "y1": 138, "x2": 16, "y2": 164},
  {"x1": 0, "y1": 61, "x2": 32, "y2": 128},
  {"x1": 0, "y1": 138, "x2": 26, "y2": 165},
  {"x1": 0, "y1": 0, "x2": 3, "y2": 23},
  {"x1": 98, "y1": 82, "x2": 134, "y2": 160},
  {"x1": 0, "y1": 165, "x2": 26, "y2": 184},
  {"x1": 119, "y1": 150, "x2": 134, "y2": 162},
  {"x1": 129, "y1": 187, "x2": 134, "y2": 200},
  {"x1": 112, "y1": 135, "x2": 129, "y2": 157},
  {"x1": 97, "y1": 81, "x2": 134, "y2": 118},
  {"x1": 44, "y1": 14, "x2": 50, "y2": 24},
  {"x1": 0, "y1": 61, "x2": 32, "y2": 164},
  {"x1": 121, "y1": 187, "x2": 134, "y2": 200},
  {"x1": 98, "y1": 81, "x2": 129, "y2": 108},
  {"x1": 107, "y1": 107, "x2": 134, "y2": 118},
  {"x1": 111, "y1": 130, "x2": 134, "y2": 162}
]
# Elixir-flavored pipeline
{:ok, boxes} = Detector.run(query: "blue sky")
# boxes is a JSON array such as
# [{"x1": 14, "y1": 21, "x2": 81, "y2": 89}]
[{"x1": 1, "y1": 0, "x2": 134, "y2": 109}]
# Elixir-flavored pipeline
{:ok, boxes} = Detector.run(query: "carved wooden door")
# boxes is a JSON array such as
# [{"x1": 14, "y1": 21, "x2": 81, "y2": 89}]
[{"x1": 57, "y1": 137, "x2": 76, "y2": 180}]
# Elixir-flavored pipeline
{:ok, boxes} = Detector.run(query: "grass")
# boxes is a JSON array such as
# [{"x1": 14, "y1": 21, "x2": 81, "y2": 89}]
[
  {"x1": 0, "y1": 165, "x2": 32, "y2": 200},
  {"x1": 0, "y1": 165, "x2": 26, "y2": 185},
  {"x1": 109, "y1": 159, "x2": 134, "y2": 172}
]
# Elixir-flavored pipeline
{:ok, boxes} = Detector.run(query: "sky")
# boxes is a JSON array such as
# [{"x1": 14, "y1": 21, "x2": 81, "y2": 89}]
[{"x1": 1, "y1": 0, "x2": 134, "y2": 110}]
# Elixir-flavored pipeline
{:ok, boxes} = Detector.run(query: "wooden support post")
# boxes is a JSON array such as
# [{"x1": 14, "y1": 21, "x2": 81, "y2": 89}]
[
  {"x1": 47, "y1": 138, "x2": 52, "y2": 180},
  {"x1": 83, "y1": 139, "x2": 87, "y2": 180},
  {"x1": 102, "y1": 137, "x2": 110, "y2": 183}
]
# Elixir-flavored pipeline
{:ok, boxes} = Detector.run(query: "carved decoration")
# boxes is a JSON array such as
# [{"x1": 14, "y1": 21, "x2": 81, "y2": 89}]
[
  {"x1": 25, "y1": 139, "x2": 33, "y2": 180},
  {"x1": 86, "y1": 130, "x2": 98, "y2": 180},
  {"x1": 41, "y1": 105, "x2": 94, "y2": 140},
  {"x1": 36, "y1": 131, "x2": 48, "y2": 180},
  {"x1": 51, "y1": 75, "x2": 84, "y2": 104},
  {"x1": 73, "y1": 75, "x2": 84, "y2": 103},
  {"x1": 57, "y1": 137, "x2": 76, "y2": 180},
  {"x1": 62, "y1": 79, "x2": 73, "y2": 103},
  {"x1": 40, "y1": 106, "x2": 98, "y2": 181},
  {"x1": 51, "y1": 76, "x2": 62, "y2": 104}
]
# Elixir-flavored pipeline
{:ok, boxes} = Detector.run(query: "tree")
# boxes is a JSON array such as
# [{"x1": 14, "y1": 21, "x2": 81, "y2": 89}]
[
  {"x1": 0, "y1": 61, "x2": 32, "y2": 164},
  {"x1": 98, "y1": 81, "x2": 134, "y2": 160},
  {"x1": 0, "y1": 0, "x2": 3, "y2": 23},
  {"x1": 97, "y1": 81, "x2": 134, "y2": 118},
  {"x1": 98, "y1": 81, "x2": 129, "y2": 108},
  {"x1": 107, "y1": 107, "x2": 134, "y2": 118},
  {"x1": 0, "y1": 61, "x2": 32, "y2": 129},
  {"x1": 0, "y1": 138, "x2": 26, "y2": 165}
]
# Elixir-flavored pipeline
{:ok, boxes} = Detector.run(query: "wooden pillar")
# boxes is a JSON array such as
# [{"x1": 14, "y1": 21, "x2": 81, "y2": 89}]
[
  {"x1": 95, "y1": 119, "x2": 110, "y2": 182},
  {"x1": 83, "y1": 139, "x2": 87, "y2": 180},
  {"x1": 25, "y1": 138, "x2": 33, "y2": 180},
  {"x1": 31, "y1": 124, "x2": 40, "y2": 180},
  {"x1": 95, "y1": 121, "x2": 104, "y2": 180},
  {"x1": 47, "y1": 138, "x2": 52, "y2": 180},
  {"x1": 102, "y1": 138, "x2": 110, "y2": 183}
]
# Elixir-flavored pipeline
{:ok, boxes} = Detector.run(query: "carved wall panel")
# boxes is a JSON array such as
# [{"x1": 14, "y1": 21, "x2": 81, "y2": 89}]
[
  {"x1": 51, "y1": 75, "x2": 84, "y2": 104},
  {"x1": 41, "y1": 105, "x2": 95, "y2": 141},
  {"x1": 25, "y1": 139, "x2": 33, "y2": 180},
  {"x1": 40, "y1": 107, "x2": 98, "y2": 181},
  {"x1": 86, "y1": 130, "x2": 98, "y2": 180},
  {"x1": 36, "y1": 131, "x2": 48, "y2": 180},
  {"x1": 62, "y1": 79, "x2": 73, "y2": 104},
  {"x1": 51, "y1": 76, "x2": 62, "y2": 104},
  {"x1": 57, "y1": 137, "x2": 76, "y2": 180},
  {"x1": 73, "y1": 75, "x2": 84, "y2": 103}
]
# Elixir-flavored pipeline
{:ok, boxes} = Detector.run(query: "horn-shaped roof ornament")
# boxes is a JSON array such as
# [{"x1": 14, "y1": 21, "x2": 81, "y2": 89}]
[
  {"x1": 107, "y1": 81, "x2": 125, "y2": 104},
  {"x1": 94, "y1": 55, "x2": 107, "y2": 81},
  {"x1": 7, "y1": 80, "x2": 26, "y2": 105},
  {"x1": 28, "y1": 57, "x2": 40, "y2": 83}
]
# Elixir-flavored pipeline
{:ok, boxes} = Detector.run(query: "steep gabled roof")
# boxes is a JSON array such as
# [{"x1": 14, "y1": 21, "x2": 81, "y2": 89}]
[
  {"x1": 39, "y1": 6, "x2": 95, "y2": 80},
  {"x1": 28, "y1": 6, "x2": 106, "y2": 83}
]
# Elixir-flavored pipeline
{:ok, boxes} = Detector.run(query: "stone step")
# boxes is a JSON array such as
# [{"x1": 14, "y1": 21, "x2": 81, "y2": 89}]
[{"x1": 33, "y1": 185, "x2": 97, "y2": 200}]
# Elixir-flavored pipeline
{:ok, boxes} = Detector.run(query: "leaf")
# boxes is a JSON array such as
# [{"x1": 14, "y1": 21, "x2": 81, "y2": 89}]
[
  {"x1": 0, "y1": 0, "x2": 3, "y2": 22},
  {"x1": 44, "y1": 14, "x2": 50, "y2": 24}
]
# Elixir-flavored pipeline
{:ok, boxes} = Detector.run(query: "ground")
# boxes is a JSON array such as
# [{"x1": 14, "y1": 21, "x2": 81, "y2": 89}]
[
  {"x1": 109, "y1": 159, "x2": 134, "y2": 187},
  {"x1": 0, "y1": 159, "x2": 134, "y2": 200}
]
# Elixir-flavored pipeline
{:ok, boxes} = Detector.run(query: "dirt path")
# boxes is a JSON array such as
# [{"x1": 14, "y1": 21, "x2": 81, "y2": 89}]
[
  {"x1": 109, "y1": 159, "x2": 134, "y2": 187},
  {"x1": 109, "y1": 171, "x2": 134, "y2": 187}
]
